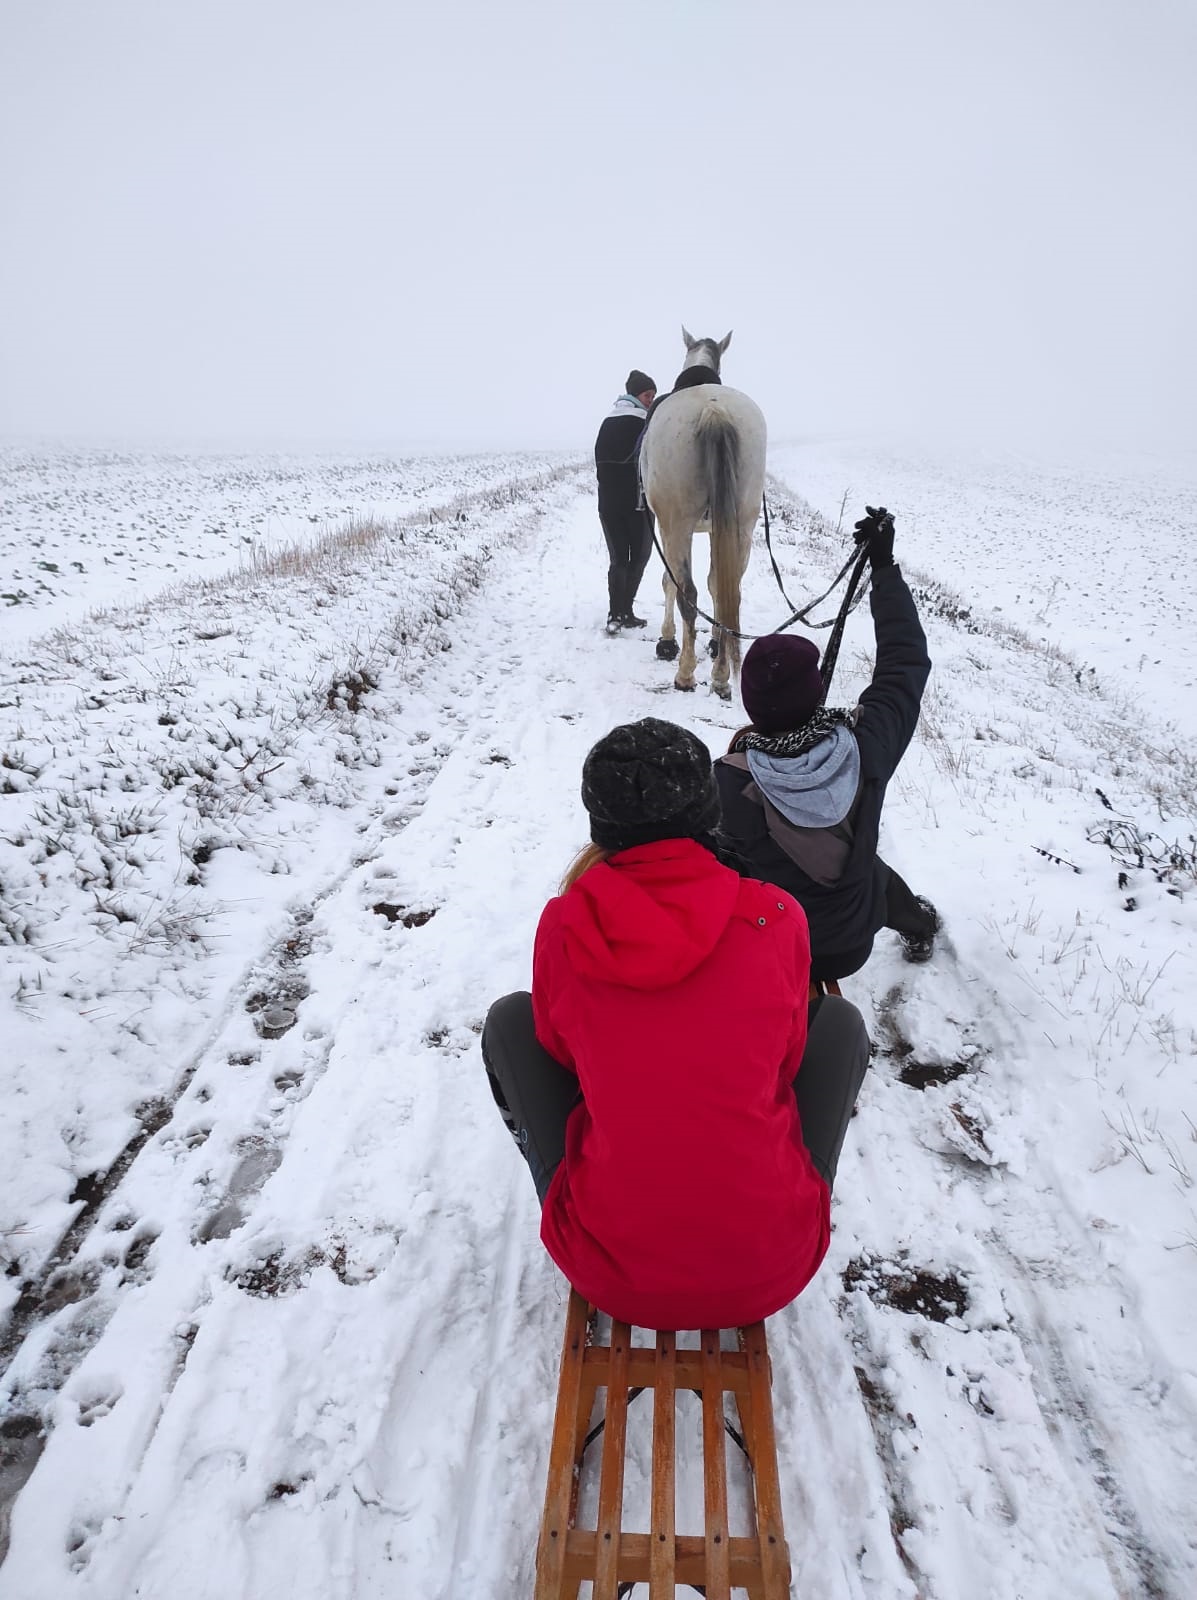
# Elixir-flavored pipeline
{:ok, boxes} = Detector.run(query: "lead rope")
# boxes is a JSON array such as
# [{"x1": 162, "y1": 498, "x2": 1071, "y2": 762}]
[
  {"x1": 647, "y1": 508, "x2": 870, "y2": 648},
  {"x1": 817, "y1": 541, "x2": 872, "y2": 700},
  {"x1": 760, "y1": 490, "x2": 796, "y2": 611}
]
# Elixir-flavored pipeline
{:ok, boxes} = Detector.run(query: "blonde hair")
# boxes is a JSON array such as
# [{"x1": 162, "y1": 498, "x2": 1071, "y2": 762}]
[{"x1": 559, "y1": 841, "x2": 612, "y2": 893}]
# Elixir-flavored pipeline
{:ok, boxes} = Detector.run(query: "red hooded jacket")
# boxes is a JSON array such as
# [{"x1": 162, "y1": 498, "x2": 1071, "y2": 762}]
[{"x1": 533, "y1": 838, "x2": 829, "y2": 1329}]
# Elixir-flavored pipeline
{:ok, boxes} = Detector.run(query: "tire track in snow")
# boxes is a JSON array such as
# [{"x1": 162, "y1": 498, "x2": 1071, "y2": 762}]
[
  {"x1": 337, "y1": 504, "x2": 613, "y2": 1600},
  {"x1": 0, "y1": 741, "x2": 445, "y2": 1382},
  {"x1": 441, "y1": 1166, "x2": 532, "y2": 1599},
  {"x1": 987, "y1": 1243, "x2": 1183, "y2": 1600},
  {"x1": 838, "y1": 949, "x2": 1197, "y2": 1598},
  {"x1": 0, "y1": 478, "x2": 589, "y2": 1579},
  {"x1": 0, "y1": 731, "x2": 462, "y2": 1575},
  {"x1": 1, "y1": 468, "x2": 586, "y2": 1334},
  {"x1": 0, "y1": 473, "x2": 573, "y2": 1383}
]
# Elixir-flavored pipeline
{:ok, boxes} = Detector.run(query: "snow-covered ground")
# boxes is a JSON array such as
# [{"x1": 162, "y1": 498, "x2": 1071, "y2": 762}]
[
  {"x1": 1, "y1": 442, "x2": 1195, "y2": 1598},
  {"x1": 0, "y1": 446, "x2": 575, "y2": 647},
  {"x1": 773, "y1": 436, "x2": 1197, "y2": 740}
]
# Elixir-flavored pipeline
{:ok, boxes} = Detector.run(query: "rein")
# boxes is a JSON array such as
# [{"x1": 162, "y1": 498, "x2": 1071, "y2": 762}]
[{"x1": 647, "y1": 507, "x2": 872, "y2": 696}]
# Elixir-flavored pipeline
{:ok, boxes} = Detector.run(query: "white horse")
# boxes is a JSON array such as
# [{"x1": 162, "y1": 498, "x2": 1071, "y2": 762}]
[{"x1": 639, "y1": 327, "x2": 767, "y2": 698}]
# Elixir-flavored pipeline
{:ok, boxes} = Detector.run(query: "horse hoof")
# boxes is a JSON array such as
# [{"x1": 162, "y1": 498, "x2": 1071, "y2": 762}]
[
  {"x1": 673, "y1": 679, "x2": 696, "y2": 694},
  {"x1": 712, "y1": 682, "x2": 732, "y2": 701},
  {"x1": 656, "y1": 638, "x2": 680, "y2": 661}
]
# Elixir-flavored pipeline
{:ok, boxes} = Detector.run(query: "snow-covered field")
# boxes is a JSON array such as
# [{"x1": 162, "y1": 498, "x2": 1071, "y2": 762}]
[
  {"x1": 1, "y1": 441, "x2": 1195, "y2": 1598},
  {"x1": 774, "y1": 437, "x2": 1197, "y2": 740},
  {"x1": 0, "y1": 446, "x2": 575, "y2": 647}
]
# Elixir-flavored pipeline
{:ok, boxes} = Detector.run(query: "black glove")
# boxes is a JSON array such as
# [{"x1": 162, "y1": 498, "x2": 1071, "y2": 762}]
[{"x1": 852, "y1": 505, "x2": 895, "y2": 569}]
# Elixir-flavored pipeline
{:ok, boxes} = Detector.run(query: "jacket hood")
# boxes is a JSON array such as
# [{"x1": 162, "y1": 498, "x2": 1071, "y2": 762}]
[
  {"x1": 746, "y1": 725, "x2": 861, "y2": 827},
  {"x1": 557, "y1": 838, "x2": 741, "y2": 989}
]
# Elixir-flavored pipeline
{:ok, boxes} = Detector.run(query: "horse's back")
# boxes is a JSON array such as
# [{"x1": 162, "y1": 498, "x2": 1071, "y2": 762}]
[
  {"x1": 642, "y1": 385, "x2": 766, "y2": 518},
  {"x1": 643, "y1": 386, "x2": 765, "y2": 466}
]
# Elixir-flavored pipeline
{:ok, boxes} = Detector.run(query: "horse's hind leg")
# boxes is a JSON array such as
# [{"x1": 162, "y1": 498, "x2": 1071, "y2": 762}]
[
  {"x1": 673, "y1": 548, "x2": 700, "y2": 692},
  {"x1": 705, "y1": 539, "x2": 721, "y2": 659},
  {"x1": 656, "y1": 568, "x2": 679, "y2": 662},
  {"x1": 708, "y1": 530, "x2": 751, "y2": 700}
]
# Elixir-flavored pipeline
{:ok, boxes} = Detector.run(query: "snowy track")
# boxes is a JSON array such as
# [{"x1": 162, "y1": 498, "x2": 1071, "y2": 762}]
[{"x1": 2, "y1": 448, "x2": 1196, "y2": 1597}]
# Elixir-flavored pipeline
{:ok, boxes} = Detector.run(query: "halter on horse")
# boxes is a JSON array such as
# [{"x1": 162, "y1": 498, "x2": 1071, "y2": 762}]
[{"x1": 639, "y1": 327, "x2": 767, "y2": 699}]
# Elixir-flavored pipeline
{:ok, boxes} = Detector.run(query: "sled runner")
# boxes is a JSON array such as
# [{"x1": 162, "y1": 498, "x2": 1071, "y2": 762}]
[{"x1": 535, "y1": 1287, "x2": 791, "y2": 1599}]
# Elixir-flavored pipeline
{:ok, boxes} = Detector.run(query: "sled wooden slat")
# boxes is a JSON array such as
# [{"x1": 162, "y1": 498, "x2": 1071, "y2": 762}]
[
  {"x1": 649, "y1": 1330, "x2": 676, "y2": 1597},
  {"x1": 700, "y1": 1330, "x2": 732, "y2": 1600},
  {"x1": 592, "y1": 1319, "x2": 632, "y2": 1600},
  {"x1": 534, "y1": 1288, "x2": 792, "y2": 1599},
  {"x1": 737, "y1": 1323, "x2": 792, "y2": 1597},
  {"x1": 561, "y1": 1532, "x2": 775, "y2": 1584},
  {"x1": 584, "y1": 1343, "x2": 752, "y2": 1393}
]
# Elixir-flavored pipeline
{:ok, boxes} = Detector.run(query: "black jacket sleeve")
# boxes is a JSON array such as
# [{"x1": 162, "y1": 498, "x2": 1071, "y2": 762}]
[{"x1": 853, "y1": 564, "x2": 931, "y2": 782}]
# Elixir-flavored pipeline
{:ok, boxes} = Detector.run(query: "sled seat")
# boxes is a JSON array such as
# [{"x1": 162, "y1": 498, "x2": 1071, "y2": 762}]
[
  {"x1": 534, "y1": 1287, "x2": 791, "y2": 1599},
  {"x1": 808, "y1": 978, "x2": 842, "y2": 1000}
]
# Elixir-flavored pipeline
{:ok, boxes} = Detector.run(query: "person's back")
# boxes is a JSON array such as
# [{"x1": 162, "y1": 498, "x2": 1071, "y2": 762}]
[
  {"x1": 593, "y1": 370, "x2": 657, "y2": 632},
  {"x1": 533, "y1": 835, "x2": 824, "y2": 1330},
  {"x1": 594, "y1": 373, "x2": 653, "y2": 515}
]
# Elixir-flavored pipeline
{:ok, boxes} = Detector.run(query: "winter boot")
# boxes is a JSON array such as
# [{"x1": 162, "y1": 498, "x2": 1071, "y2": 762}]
[{"x1": 899, "y1": 898, "x2": 940, "y2": 964}]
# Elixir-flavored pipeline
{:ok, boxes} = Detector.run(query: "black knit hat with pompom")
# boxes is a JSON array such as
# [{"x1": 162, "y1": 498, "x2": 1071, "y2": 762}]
[{"x1": 581, "y1": 718, "x2": 719, "y2": 851}]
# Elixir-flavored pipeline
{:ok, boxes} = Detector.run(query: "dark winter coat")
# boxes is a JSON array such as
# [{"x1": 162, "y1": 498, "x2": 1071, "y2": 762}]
[
  {"x1": 715, "y1": 564, "x2": 931, "y2": 980},
  {"x1": 532, "y1": 837, "x2": 828, "y2": 1329},
  {"x1": 594, "y1": 396, "x2": 649, "y2": 515}
]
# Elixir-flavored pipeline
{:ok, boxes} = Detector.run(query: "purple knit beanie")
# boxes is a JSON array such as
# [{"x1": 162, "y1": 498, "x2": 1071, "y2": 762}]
[{"x1": 739, "y1": 634, "x2": 824, "y2": 733}]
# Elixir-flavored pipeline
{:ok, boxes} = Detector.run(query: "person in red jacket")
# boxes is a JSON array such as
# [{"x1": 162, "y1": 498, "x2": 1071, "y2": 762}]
[{"x1": 481, "y1": 717, "x2": 870, "y2": 1330}]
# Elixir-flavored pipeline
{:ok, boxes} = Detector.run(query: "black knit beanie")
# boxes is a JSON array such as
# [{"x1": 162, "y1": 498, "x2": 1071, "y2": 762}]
[
  {"x1": 625, "y1": 369, "x2": 656, "y2": 397},
  {"x1": 581, "y1": 718, "x2": 720, "y2": 851}
]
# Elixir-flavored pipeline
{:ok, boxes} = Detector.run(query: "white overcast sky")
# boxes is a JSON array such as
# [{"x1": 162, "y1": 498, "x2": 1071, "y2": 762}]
[{"x1": 2, "y1": 0, "x2": 1194, "y2": 454}]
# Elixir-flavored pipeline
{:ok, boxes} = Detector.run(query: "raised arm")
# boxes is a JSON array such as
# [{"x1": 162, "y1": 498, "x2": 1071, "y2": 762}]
[{"x1": 852, "y1": 508, "x2": 931, "y2": 776}]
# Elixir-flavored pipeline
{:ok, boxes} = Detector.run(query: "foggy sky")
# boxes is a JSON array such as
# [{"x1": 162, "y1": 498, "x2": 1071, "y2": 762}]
[{"x1": 2, "y1": 0, "x2": 1195, "y2": 455}]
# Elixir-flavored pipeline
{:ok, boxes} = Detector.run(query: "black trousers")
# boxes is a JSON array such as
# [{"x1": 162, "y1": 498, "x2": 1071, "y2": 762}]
[
  {"x1": 599, "y1": 506, "x2": 653, "y2": 619},
  {"x1": 481, "y1": 991, "x2": 870, "y2": 1203},
  {"x1": 881, "y1": 860, "x2": 936, "y2": 939},
  {"x1": 812, "y1": 858, "x2": 936, "y2": 983}
]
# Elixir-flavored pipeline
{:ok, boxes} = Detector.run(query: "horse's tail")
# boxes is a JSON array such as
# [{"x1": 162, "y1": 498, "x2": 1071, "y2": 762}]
[{"x1": 696, "y1": 404, "x2": 744, "y2": 673}]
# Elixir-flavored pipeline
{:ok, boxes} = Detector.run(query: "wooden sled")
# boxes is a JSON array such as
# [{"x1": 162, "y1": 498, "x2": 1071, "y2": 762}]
[{"x1": 534, "y1": 1287, "x2": 791, "y2": 1599}]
